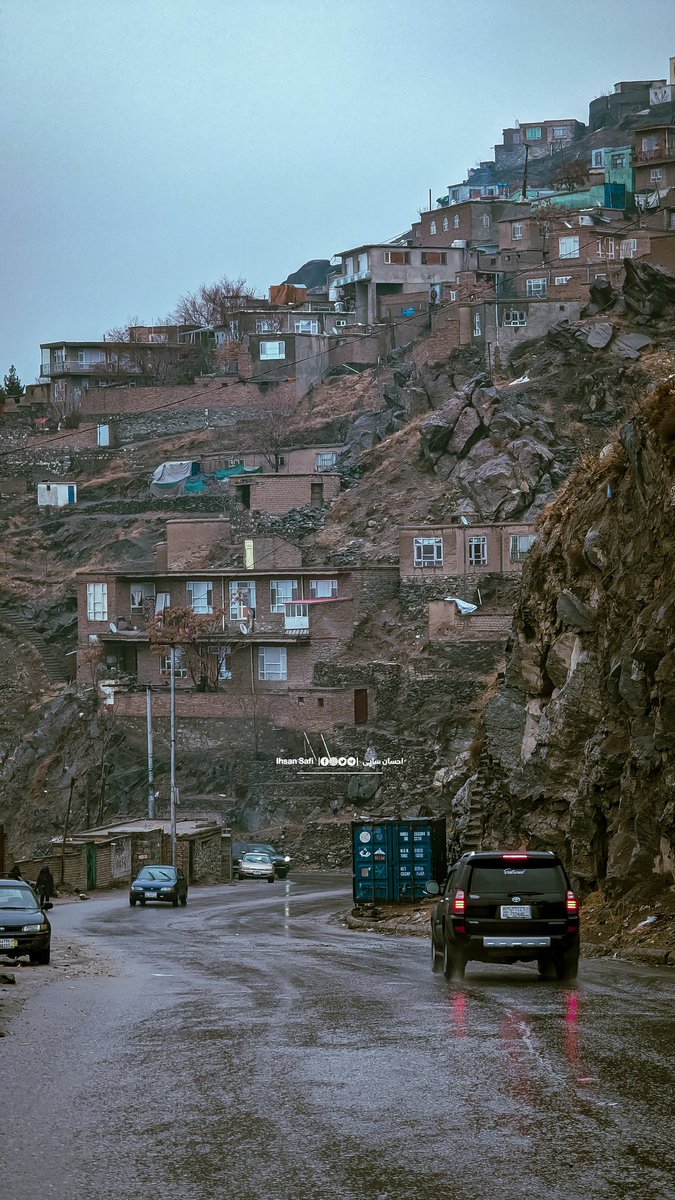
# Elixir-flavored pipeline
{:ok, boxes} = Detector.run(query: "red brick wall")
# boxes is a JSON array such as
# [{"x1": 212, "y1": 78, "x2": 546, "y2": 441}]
[
  {"x1": 80, "y1": 375, "x2": 298, "y2": 417},
  {"x1": 112, "y1": 686, "x2": 359, "y2": 731}
]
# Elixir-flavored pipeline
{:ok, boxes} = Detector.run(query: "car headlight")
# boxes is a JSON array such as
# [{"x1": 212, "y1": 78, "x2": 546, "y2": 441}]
[
  {"x1": 284, "y1": 856, "x2": 291, "y2": 862},
  {"x1": 22, "y1": 923, "x2": 48, "y2": 932},
  {"x1": 131, "y1": 885, "x2": 142, "y2": 891},
  {"x1": 161, "y1": 886, "x2": 174, "y2": 892}
]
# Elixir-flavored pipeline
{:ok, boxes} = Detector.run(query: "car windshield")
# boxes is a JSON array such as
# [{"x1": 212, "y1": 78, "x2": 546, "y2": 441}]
[
  {"x1": 137, "y1": 867, "x2": 176, "y2": 881},
  {"x1": 0, "y1": 886, "x2": 38, "y2": 910},
  {"x1": 469, "y1": 861, "x2": 567, "y2": 894},
  {"x1": 243, "y1": 853, "x2": 271, "y2": 863}
]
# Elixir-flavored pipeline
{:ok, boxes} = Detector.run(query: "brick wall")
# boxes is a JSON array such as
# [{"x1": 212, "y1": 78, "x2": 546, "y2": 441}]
[
  {"x1": 428, "y1": 601, "x2": 513, "y2": 641},
  {"x1": 113, "y1": 686, "x2": 357, "y2": 732},
  {"x1": 80, "y1": 375, "x2": 299, "y2": 418}
]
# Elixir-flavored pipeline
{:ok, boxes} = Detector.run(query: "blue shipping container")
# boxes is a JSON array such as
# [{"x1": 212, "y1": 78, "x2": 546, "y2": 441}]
[{"x1": 352, "y1": 818, "x2": 447, "y2": 903}]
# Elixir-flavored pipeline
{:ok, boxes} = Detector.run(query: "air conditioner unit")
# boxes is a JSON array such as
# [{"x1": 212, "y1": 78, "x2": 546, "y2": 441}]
[
  {"x1": 336, "y1": 319, "x2": 348, "y2": 327},
  {"x1": 451, "y1": 240, "x2": 468, "y2": 248}
]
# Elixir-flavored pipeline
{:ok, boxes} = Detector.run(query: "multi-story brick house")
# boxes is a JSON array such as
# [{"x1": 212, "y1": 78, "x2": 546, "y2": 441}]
[
  {"x1": 633, "y1": 118, "x2": 675, "y2": 198},
  {"x1": 77, "y1": 518, "x2": 399, "y2": 731},
  {"x1": 494, "y1": 119, "x2": 586, "y2": 169},
  {"x1": 38, "y1": 336, "x2": 195, "y2": 413},
  {"x1": 412, "y1": 199, "x2": 524, "y2": 251},
  {"x1": 399, "y1": 522, "x2": 537, "y2": 580},
  {"x1": 329, "y1": 243, "x2": 462, "y2": 325}
]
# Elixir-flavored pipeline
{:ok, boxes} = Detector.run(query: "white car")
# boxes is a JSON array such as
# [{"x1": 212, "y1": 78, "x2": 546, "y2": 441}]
[{"x1": 236, "y1": 851, "x2": 275, "y2": 882}]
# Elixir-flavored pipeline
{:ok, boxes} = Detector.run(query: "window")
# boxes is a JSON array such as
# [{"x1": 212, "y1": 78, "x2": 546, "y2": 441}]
[
  {"x1": 449, "y1": 290, "x2": 457, "y2": 301},
  {"x1": 97, "y1": 423, "x2": 110, "y2": 447},
  {"x1": 421, "y1": 251, "x2": 447, "y2": 265},
  {"x1": 270, "y1": 579, "x2": 299, "y2": 613},
  {"x1": 559, "y1": 236, "x2": 580, "y2": 259},
  {"x1": 554, "y1": 275, "x2": 572, "y2": 285},
  {"x1": 552, "y1": 126, "x2": 567, "y2": 139},
  {"x1": 160, "y1": 647, "x2": 187, "y2": 678},
  {"x1": 502, "y1": 310, "x2": 527, "y2": 326},
  {"x1": 383, "y1": 250, "x2": 411, "y2": 264},
  {"x1": 442, "y1": 216, "x2": 449, "y2": 231},
  {"x1": 345, "y1": 256, "x2": 354, "y2": 274},
  {"x1": 294, "y1": 319, "x2": 319, "y2": 335},
  {"x1": 606, "y1": 238, "x2": 615, "y2": 258},
  {"x1": 620, "y1": 238, "x2": 638, "y2": 257},
  {"x1": 591, "y1": 149, "x2": 604, "y2": 168},
  {"x1": 229, "y1": 580, "x2": 256, "y2": 621},
  {"x1": 258, "y1": 646, "x2": 287, "y2": 681},
  {"x1": 526, "y1": 278, "x2": 547, "y2": 297},
  {"x1": 315, "y1": 451, "x2": 338, "y2": 471},
  {"x1": 482, "y1": 213, "x2": 490, "y2": 227},
  {"x1": 357, "y1": 252, "x2": 368, "y2": 272},
  {"x1": 473, "y1": 312, "x2": 482, "y2": 337},
  {"x1": 186, "y1": 580, "x2": 213, "y2": 614},
  {"x1": 651, "y1": 168, "x2": 664, "y2": 182},
  {"x1": 309, "y1": 579, "x2": 338, "y2": 599},
  {"x1": 525, "y1": 127, "x2": 542, "y2": 140},
  {"x1": 468, "y1": 536, "x2": 488, "y2": 566},
  {"x1": 510, "y1": 533, "x2": 538, "y2": 561},
  {"x1": 611, "y1": 152, "x2": 626, "y2": 169},
  {"x1": 430, "y1": 220, "x2": 437, "y2": 235},
  {"x1": 512, "y1": 222, "x2": 523, "y2": 240},
  {"x1": 453, "y1": 214, "x2": 460, "y2": 229},
  {"x1": 642, "y1": 136, "x2": 659, "y2": 152},
  {"x1": 256, "y1": 318, "x2": 280, "y2": 333},
  {"x1": 155, "y1": 592, "x2": 171, "y2": 616},
  {"x1": 259, "y1": 340, "x2": 286, "y2": 360},
  {"x1": 413, "y1": 537, "x2": 443, "y2": 567},
  {"x1": 86, "y1": 583, "x2": 108, "y2": 621},
  {"x1": 130, "y1": 581, "x2": 155, "y2": 611}
]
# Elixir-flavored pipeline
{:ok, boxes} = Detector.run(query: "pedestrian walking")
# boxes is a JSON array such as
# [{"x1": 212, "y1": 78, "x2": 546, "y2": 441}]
[
  {"x1": 36, "y1": 864, "x2": 55, "y2": 906},
  {"x1": 7, "y1": 863, "x2": 23, "y2": 880}
]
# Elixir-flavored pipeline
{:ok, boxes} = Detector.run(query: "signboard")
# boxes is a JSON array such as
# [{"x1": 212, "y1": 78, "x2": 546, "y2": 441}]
[{"x1": 111, "y1": 837, "x2": 132, "y2": 880}]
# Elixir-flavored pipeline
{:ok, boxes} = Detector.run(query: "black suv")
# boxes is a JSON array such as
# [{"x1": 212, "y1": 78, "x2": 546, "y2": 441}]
[
  {"x1": 426, "y1": 850, "x2": 580, "y2": 981},
  {"x1": 232, "y1": 842, "x2": 293, "y2": 879}
]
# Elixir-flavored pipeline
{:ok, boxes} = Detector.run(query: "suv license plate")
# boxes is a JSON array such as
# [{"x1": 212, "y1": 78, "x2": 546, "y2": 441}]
[
  {"x1": 0, "y1": 937, "x2": 18, "y2": 948},
  {"x1": 501, "y1": 905, "x2": 532, "y2": 919}
]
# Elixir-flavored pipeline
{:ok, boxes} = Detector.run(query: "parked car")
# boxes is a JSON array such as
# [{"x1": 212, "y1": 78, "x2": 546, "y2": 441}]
[
  {"x1": 427, "y1": 850, "x2": 580, "y2": 981},
  {"x1": 0, "y1": 878, "x2": 52, "y2": 964},
  {"x1": 129, "y1": 865, "x2": 188, "y2": 907},
  {"x1": 232, "y1": 841, "x2": 293, "y2": 879},
  {"x1": 236, "y1": 852, "x2": 276, "y2": 882}
]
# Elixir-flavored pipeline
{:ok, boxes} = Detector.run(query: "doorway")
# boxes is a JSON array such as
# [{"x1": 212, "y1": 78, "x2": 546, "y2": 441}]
[{"x1": 354, "y1": 688, "x2": 368, "y2": 726}]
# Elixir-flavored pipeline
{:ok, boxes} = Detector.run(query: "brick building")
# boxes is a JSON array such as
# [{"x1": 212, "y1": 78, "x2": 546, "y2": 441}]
[
  {"x1": 494, "y1": 119, "x2": 586, "y2": 169},
  {"x1": 633, "y1": 118, "x2": 675, "y2": 198},
  {"x1": 399, "y1": 522, "x2": 537, "y2": 580},
  {"x1": 329, "y1": 243, "x2": 462, "y2": 325}
]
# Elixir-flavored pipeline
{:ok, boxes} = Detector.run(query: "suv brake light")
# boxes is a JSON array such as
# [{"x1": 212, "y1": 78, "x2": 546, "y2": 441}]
[
  {"x1": 452, "y1": 890, "x2": 465, "y2": 915},
  {"x1": 566, "y1": 891, "x2": 579, "y2": 915},
  {"x1": 502, "y1": 853, "x2": 528, "y2": 860}
]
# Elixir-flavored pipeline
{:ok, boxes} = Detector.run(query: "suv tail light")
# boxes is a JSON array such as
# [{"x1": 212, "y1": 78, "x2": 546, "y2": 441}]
[
  {"x1": 566, "y1": 890, "x2": 579, "y2": 915},
  {"x1": 452, "y1": 890, "x2": 466, "y2": 915},
  {"x1": 502, "y1": 853, "x2": 528, "y2": 860}
]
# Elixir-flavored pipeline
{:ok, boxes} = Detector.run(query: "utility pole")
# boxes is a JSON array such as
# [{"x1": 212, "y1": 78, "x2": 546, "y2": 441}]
[
  {"x1": 169, "y1": 646, "x2": 177, "y2": 867},
  {"x1": 522, "y1": 143, "x2": 529, "y2": 200},
  {"x1": 146, "y1": 685, "x2": 155, "y2": 819}
]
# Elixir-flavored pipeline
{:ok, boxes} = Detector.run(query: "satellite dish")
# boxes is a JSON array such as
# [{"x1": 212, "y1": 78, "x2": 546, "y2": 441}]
[
  {"x1": 109, "y1": 623, "x2": 118, "y2": 633},
  {"x1": 239, "y1": 623, "x2": 249, "y2": 635}
]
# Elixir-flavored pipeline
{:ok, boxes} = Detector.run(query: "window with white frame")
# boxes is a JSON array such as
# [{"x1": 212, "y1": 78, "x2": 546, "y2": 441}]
[
  {"x1": 259, "y1": 340, "x2": 286, "y2": 360},
  {"x1": 345, "y1": 256, "x2": 354, "y2": 274},
  {"x1": 256, "y1": 318, "x2": 280, "y2": 333},
  {"x1": 160, "y1": 647, "x2": 187, "y2": 678},
  {"x1": 86, "y1": 582, "x2": 108, "y2": 621},
  {"x1": 552, "y1": 126, "x2": 567, "y2": 139},
  {"x1": 357, "y1": 252, "x2": 368, "y2": 272},
  {"x1": 130, "y1": 581, "x2": 156, "y2": 611},
  {"x1": 309, "y1": 579, "x2": 338, "y2": 599},
  {"x1": 512, "y1": 222, "x2": 523, "y2": 240},
  {"x1": 651, "y1": 168, "x2": 663, "y2": 182},
  {"x1": 270, "y1": 579, "x2": 299, "y2": 613},
  {"x1": 453, "y1": 214, "x2": 460, "y2": 228},
  {"x1": 620, "y1": 238, "x2": 638, "y2": 257},
  {"x1": 502, "y1": 310, "x2": 527, "y2": 326},
  {"x1": 468, "y1": 536, "x2": 488, "y2": 566},
  {"x1": 606, "y1": 238, "x2": 615, "y2": 258},
  {"x1": 258, "y1": 645, "x2": 287, "y2": 681},
  {"x1": 383, "y1": 250, "x2": 411, "y2": 264},
  {"x1": 449, "y1": 290, "x2": 457, "y2": 301},
  {"x1": 510, "y1": 533, "x2": 538, "y2": 561},
  {"x1": 442, "y1": 216, "x2": 449, "y2": 231},
  {"x1": 554, "y1": 275, "x2": 572, "y2": 285},
  {"x1": 97, "y1": 423, "x2": 110, "y2": 447},
  {"x1": 473, "y1": 312, "x2": 482, "y2": 337},
  {"x1": 294, "y1": 319, "x2": 319, "y2": 335},
  {"x1": 559, "y1": 236, "x2": 580, "y2": 259},
  {"x1": 315, "y1": 451, "x2": 338, "y2": 471},
  {"x1": 642, "y1": 136, "x2": 659, "y2": 152},
  {"x1": 430, "y1": 220, "x2": 437, "y2": 235},
  {"x1": 155, "y1": 592, "x2": 171, "y2": 616},
  {"x1": 229, "y1": 580, "x2": 256, "y2": 621},
  {"x1": 186, "y1": 580, "x2": 213, "y2": 614},
  {"x1": 482, "y1": 213, "x2": 490, "y2": 227},
  {"x1": 526, "y1": 278, "x2": 547, "y2": 297},
  {"x1": 413, "y1": 537, "x2": 443, "y2": 568}
]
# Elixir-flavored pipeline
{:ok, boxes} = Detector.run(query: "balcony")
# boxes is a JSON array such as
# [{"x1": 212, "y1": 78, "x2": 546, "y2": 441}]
[
  {"x1": 331, "y1": 270, "x2": 371, "y2": 287},
  {"x1": 635, "y1": 145, "x2": 675, "y2": 164},
  {"x1": 42, "y1": 360, "x2": 119, "y2": 377}
]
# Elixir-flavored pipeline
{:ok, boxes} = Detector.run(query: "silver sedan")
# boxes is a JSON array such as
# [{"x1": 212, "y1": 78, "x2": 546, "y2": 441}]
[{"x1": 236, "y1": 852, "x2": 276, "y2": 882}]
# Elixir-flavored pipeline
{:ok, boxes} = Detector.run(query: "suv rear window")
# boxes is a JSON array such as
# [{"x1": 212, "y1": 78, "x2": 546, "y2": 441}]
[{"x1": 469, "y1": 860, "x2": 567, "y2": 894}]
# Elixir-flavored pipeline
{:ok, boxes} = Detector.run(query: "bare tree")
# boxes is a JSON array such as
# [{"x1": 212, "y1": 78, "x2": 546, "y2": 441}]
[
  {"x1": 49, "y1": 378, "x2": 81, "y2": 428},
  {"x1": 167, "y1": 275, "x2": 259, "y2": 327},
  {"x1": 147, "y1": 605, "x2": 235, "y2": 691},
  {"x1": 259, "y1": 406, "x2": 296, "y2": 472}
]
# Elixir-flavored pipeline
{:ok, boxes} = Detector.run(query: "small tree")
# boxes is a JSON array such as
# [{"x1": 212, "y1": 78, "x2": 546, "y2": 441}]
[
  {"x1": 167, "y1": 274, "x2": 258, "y2": 327},
  {"x1": 147, "y1": 605, "x2": 234, "y2": 691},
  {"x1": 3, "y1": 365, "x2": 23, "y2": 398}
]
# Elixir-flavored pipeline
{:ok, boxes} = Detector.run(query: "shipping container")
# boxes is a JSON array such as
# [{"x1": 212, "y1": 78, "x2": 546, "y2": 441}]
[{"x1": 351, "y1": 817, "x2": 447, "y2": 903}]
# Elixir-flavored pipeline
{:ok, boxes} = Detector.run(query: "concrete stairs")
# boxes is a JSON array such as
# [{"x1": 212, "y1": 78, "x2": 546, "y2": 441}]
[
  {"x1": 463, "y1": 772, "x2": 486, "y2": 852},
  {"x1": 0, "y1": 605, "x2": 71, "y2": 683}
]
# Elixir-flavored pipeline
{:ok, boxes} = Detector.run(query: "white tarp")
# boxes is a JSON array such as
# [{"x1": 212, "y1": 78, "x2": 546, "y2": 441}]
[
  {"x1": 444, "y1": 596, "x2": 478, "y2": 615},
  {"x1": 151, "y1": 461, "x2": 195, "y2": 484}
]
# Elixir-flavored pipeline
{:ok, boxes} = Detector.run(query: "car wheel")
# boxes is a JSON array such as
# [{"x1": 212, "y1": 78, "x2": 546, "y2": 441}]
[
  {"x1": 443, "y1": 937, "x2": 466, "y2": 981},
  {"x1": 130, "y1": 897, "x2": 137, "y2": 906},
  {"x1": 29, "y1": 947, "x2": 50, "y2": 966},
  {"x1": 537, "y1": 956, "x2": 555, "y2": 979},
  {"x1": 276, "y1": 871, "x2": 288, "y2": 879},
  {"x1": 267, "y1": 875, "x2": 275, "y2": 883},
  {"x1": 554, "y1": 944, "x2": 580, "y2": 982},
  {"x1": 180, "y1": 895, "x2": 187, "y2": 906},
  {"x1": 431, "y1": 930, "x2": 442, "y2": 971},
  {"x1": 139, "y1": 897, "x2": 146, "y2": 906}
]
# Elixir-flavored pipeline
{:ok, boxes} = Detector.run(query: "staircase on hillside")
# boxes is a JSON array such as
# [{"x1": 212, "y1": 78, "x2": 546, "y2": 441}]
[
  {"x1": 462, "y1": 772, "x2": 486, "y2": 852},
  {"x1": 0, "y1": 605, "x2": 71, "y2": 683}
]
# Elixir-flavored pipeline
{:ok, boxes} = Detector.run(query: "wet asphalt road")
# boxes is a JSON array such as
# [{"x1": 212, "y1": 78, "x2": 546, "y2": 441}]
[{"x1": 1, "y1": 874, "x2": 673, "y2": 1200}]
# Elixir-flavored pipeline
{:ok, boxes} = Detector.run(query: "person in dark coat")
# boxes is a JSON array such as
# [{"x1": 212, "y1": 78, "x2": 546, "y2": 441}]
[
  {"x1": 36, "y1": 865, "x2": 55, "y2": 905},
  {"x1": 7, "y1": 863, "x2": 23, "y2": 880}
]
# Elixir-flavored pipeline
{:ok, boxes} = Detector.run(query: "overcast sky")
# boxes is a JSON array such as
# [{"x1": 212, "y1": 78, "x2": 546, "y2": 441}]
[{"x1": 1, "y1": 0, "x2": 673, "y2": 384}]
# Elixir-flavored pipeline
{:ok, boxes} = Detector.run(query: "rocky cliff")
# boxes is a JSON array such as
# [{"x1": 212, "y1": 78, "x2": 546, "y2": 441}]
[{"x1": 477, "y1": 376, "x2": 675, "y2": 895}]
